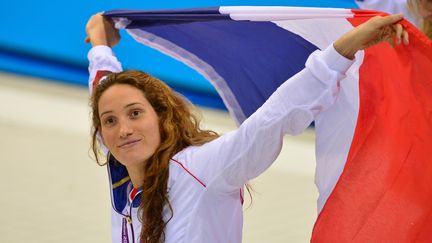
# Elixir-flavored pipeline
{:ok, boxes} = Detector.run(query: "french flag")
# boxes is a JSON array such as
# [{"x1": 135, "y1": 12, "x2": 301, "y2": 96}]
[{"x1": 104, "y1": 7, "x2": 432, "y2": 242}]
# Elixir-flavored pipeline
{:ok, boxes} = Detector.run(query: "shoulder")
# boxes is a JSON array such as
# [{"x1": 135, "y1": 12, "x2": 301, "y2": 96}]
[{"x1": 168, "y1": 147, "x2": 207, "y2": 188}]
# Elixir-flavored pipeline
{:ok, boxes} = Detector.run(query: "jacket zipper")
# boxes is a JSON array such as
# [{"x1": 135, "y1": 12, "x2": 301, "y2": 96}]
[
  {"x1": 107, "y1": 164, "x2": 140, "y2": 243},
  {"x1": 127, "y1": 189, "x2": 142, "y2": 243}
]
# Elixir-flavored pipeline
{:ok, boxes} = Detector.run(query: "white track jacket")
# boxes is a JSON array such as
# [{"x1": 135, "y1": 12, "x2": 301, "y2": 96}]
[{"x1": 87, "y1": 44, "x2": 354, "y2": 243}]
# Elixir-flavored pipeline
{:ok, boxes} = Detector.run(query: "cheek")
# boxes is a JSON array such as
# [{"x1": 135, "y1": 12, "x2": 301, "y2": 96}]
[
  {"x1": 151, "y1": 122, "x2": 161, "y2": 145},
  {"x1": 100, "y1": 129, "x2": 115, "y2": 148}
]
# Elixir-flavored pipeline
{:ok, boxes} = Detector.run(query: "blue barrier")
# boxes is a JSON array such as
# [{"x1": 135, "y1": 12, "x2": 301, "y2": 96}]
[{"x1": 0, "y1": 0, "x2": 358, "y2": 109}]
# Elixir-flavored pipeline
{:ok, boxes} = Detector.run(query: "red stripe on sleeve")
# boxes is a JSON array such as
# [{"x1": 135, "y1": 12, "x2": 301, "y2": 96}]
[{"x1": 92, "y1": 70, "x2": 112, "y2": 91}]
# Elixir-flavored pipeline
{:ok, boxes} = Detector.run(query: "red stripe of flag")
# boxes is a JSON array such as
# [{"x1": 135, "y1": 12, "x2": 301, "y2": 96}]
[{"x1": 312, "y1": 13, "x2": 432, "y2": 242}]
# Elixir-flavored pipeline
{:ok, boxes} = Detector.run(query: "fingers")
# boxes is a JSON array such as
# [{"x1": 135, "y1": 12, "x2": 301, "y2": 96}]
[
  {"x1": 373, "y1": 13, "x2": 404, "y2": 28},
  {"x1": 376, "y1": 15, "x2": 409, "y2": 47},
  {"x1": 393, "y1": 24, "x2": 409, "y2": 46},
  {"x1": 384, "y1": 23, "x2": 409, "y2": 47},
  {"x1": 394, "y1": 23, "x2": 403, "y2": 45},
  {"x1": 402, "y1": 29, "x2": 409, "y2": 45},
  {"x1": 391, "y1": 23, "x2": 409, "y2": 46}
]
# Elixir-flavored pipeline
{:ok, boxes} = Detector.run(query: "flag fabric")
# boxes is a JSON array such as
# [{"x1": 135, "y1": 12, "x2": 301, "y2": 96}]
[{"x1": 104, "y1": 7, "x2": 432, "y2": 242}]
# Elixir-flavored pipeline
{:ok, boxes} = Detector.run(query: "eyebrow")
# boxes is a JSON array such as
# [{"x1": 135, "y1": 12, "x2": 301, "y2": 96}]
[{"x1": 100, "y1": 102, "x2": 144, "y2": 117}]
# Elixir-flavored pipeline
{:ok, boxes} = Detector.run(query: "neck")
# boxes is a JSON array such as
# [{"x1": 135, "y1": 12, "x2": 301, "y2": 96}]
[{"x1": 126, "y1": 164, "x2": 145, "y2": 189}]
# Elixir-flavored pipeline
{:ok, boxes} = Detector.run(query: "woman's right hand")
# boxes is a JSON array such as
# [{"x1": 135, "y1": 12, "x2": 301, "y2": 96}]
[
  {"x1": 85, "y1": 13, "x2": 120, "y2": 48},
  {"x1": 334, "y1": 13, "x2": 409, "y2": 60}
]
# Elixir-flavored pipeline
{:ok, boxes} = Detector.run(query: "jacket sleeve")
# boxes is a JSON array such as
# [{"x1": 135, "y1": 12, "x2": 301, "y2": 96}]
[
  {"x1": 87, "y1": 45, "x2": 123, "y2": 94},
  {"x1": 181, "y1": 44, "x2": 355, "y2": 193},
  {"x1": 87, "y1": 45, "x2": 123, "y2": 155}
]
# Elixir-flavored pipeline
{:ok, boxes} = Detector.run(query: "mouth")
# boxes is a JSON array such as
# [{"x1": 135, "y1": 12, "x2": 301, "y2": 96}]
[{"x1": 118, "y1": 139, "x2": 142, "y2": 149}]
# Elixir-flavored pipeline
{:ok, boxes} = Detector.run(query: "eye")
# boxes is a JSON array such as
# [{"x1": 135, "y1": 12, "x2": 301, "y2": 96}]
[
  {"x1": 130, "y1": 110, "x2": 142, "y2": 119},
  {"x1": 102, "y1": 116, "x2": 116, "y2": 127}
]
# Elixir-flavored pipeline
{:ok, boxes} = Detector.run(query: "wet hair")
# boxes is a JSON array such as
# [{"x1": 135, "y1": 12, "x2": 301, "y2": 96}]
[
  {"x1": 407, "y1": 0, "x2": 432, "y2": 39},
  {"x1": 90, "y1": 70, "x2": 219, "y2": 243}
]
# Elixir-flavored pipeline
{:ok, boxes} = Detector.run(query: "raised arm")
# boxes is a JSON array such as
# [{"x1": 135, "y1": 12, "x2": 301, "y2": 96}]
[
  {"x1": 85, "y1": 13, "x2": 123, "y2": 93},
  {"x1": 182, "y1": 14, "x2": 409, "y2": 193}
]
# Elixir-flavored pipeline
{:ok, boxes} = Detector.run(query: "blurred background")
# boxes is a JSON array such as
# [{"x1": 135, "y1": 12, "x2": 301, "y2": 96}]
[{"x1": 0, "y1": 0, "x2": 357, "y2": 242}]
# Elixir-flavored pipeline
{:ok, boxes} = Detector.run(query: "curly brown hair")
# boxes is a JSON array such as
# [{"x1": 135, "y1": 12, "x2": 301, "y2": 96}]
[
  {"x1": 90, "y1": 70, "x2": 219, "y2": 243},
  {"x1": 407, "y1": 0, "x2": 432, "y2": 39},
  {"x1": 420, "y1": 19, "x2": 432, "y2": 39}
]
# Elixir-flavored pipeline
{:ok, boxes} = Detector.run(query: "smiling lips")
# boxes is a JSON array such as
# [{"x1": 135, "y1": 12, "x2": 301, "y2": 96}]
[{"x1": 118, "y1": 139, "x2": 142, "y2": 148}]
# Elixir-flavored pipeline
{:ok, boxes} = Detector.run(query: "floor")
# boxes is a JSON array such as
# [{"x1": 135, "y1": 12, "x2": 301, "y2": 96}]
[{"x1": 0, "y1": 72, "x2": 318, "y2": 242}]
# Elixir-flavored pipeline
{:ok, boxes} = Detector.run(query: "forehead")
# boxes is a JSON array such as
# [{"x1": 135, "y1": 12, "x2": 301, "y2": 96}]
[
  {"x1": 103, "y1": 83, "x2": 143, "y2": 97},
  {"x1": 99, "y1": 84, "x2": 149, "y2": 108}
]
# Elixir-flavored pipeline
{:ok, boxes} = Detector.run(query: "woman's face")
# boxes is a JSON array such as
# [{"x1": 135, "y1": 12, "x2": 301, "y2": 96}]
[
  {"x1": 98, "y1": 84, "x2": 161, "y2": 168},
  {"x1": 418, "y1": 0, "x2": 432, "y2": 20}
]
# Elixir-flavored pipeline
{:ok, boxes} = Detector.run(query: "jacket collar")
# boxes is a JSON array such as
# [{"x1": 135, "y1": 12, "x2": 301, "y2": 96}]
[{"x1": 108, "y1": 155, "x2": 142, "y2": 213}]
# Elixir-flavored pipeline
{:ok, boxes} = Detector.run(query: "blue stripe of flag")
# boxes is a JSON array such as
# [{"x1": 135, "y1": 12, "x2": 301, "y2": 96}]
[{"x1": 105, "y1": 9, "x2": 319, "y2": 121}]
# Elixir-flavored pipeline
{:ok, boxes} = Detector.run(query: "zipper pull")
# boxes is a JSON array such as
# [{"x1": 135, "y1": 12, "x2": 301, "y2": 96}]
[{"x1": 122, "y1": 217, "x2": 130, "y2": 243}]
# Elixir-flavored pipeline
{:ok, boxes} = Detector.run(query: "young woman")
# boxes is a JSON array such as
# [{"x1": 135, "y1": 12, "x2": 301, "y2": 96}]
[
  {"x1": 85, "y1": 13, "x2": 408, "y2": 243},
  {"x1": 356, "y1": 0, "x2": 432, "y2": 38}
]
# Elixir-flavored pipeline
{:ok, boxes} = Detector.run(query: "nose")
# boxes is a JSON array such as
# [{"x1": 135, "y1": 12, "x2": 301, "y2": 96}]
[{"x1": 119, "y1": 119, "x2": 133, "y2": 138}]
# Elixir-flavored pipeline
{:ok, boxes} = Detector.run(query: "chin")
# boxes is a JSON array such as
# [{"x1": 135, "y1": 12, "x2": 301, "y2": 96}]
[
  {"x1": 113, "y1": 153, "x2": 146, "y2": 167},
  {"x1": 119, "y1": 158, "x2": 146, "y2": 168}
]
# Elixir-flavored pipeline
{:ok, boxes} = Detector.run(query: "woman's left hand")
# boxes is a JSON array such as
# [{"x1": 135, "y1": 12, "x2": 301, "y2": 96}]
[{"x1": 334, "y1": 13, "x2": 409, "y2": 60}]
